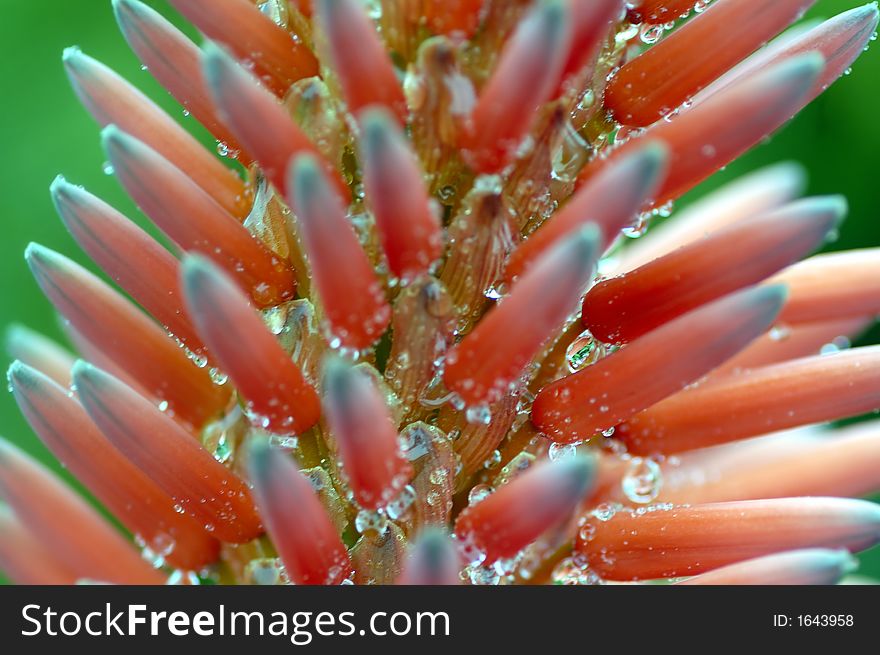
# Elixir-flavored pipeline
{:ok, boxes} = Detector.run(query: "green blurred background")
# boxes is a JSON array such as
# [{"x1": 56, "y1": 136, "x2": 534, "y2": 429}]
[{"x1": 0, "y1": 0, "x2": 878, "y2": 580}]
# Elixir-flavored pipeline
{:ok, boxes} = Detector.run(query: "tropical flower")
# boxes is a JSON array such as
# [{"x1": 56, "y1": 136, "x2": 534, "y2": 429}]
[{"x1": 2, "y1": 0, "x2": 880, "y2": 586}]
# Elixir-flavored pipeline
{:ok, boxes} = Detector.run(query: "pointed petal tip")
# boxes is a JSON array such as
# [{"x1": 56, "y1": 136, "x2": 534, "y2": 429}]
[
  {"x1": 680, "y1": 548, "x2": 859, "y2": 585},
  {"x1": 49, "y1": 176, "x2": 89, "y2": 220},
  {"x1": 201, "y1": 37, "x2": 224, "y2": 62},
  {"x1": 25, "y1": 243, "x2": 78, "y2": 286},
  {"x1": 828, "y1": 194, "x2": 849, "y2": 218},
  {"x1": 200, "y1": 39, "x2": 234, "y2": 90},
  {"x1": 288, "y1": 153, "x2": 336, "y2": 210},
  {"x1": 7, "y1": 360, "x2": 65, "y2": 411},
  {"x1": 559, "y1": 453, "x2": 599, "y2": 500},
  {"x1": 5, "y1": 359, "x2": 26, "y2": 387},
  {"x1": 8, "y1": 359, "x2": 50, "y2": 409},
  {"x1": 4, "y1": 325, "x2": 36, "y2": 356},
  {"x1": 774, "y1": 548, "x2": 861, "y2": 578},
  {"x1": 245, "y1": 437, "x2": 299, "y2": 490},
  {"x1": 49, "y1": 174, "x2": 69, "y2": 196},
  {"x1": 550, "y1": 224, "x2": 602, "y2": 284},
  {"x1": 24, "y1": 242, "x2": 55, "y2": 270},
  {"x1": 23, "y1": 241, "x2": 38, "y2": 261},
  {"x1": 400, "y1": 528, "x2": 461, "y2": 585},
  {"x1": 61, "y1": 45, "x2": 84, "y2": 66},
  {"x1": 788, "y1": 195, "x2": 848, "y2": 240},
  {"x1": 61, "y1": 47, "x2": 102, "y2": 89},
  {"x1": 5, "y1": 327, "x2": 76, "y2": 390},
  {"x1": 3, "y1": 324, "x2": 24, "y2": 351},
  {"x1": 857, "y1": 1, "x2": 880, "y2": 22},
  {"x1": 602, "y1": 140, "x2": 670, "y2": 202},
  {"x1": 414, "y1": 526, "x2": 455, "y2": 552},
  {"x1": 245, "y1": 436, "x2": 273, "y2": 478},
  {"x1": 758, "y1": 282, "x2": 790, "y2": 307},
  {"x1": 454, "y1": 454, "x2": 597, "y2": 563},
  {"x1": 111, "y1": 0, "x2": 142, "y2": 21},
  {"x1": 70, "y1": 359, "x2": 104, "y2": 394},
  {"x1": 320, "y1": 355, "x2": 371, "y2": 414},
  {"x1": 570, "y1": 223, "x2": 602, "y2": 261},
  {"x1": 99, "y1": 124, "x2": 138, "y2": 166},
  {"x1": 99, "y1": 123, "x2": 127, "y2": 150},
  {"x1": 321, "y1": 352, "x2": 350, "y2": 388},
  {"x1": 361, "y1": 105, "x2": 395, "y2": 139},
  {"x1": 833, "y1": 548, "x2": 861, "y2": 575},
  {"x1": 772, "y1": 160, "x2": 809, "y2": 189},
  {"x1": 637, "y1": 140, "x2": 670, "y2": 171},
  {"x1": 787, "y1": 50, "x2": 827, "y2": 78},
  {"x1": 734, "y1": 283, "x2": 789, "y2": 331},
  {"x1": 854, "y1": 497, "x2": 880, "y2": 528},
  {"x1": 112, "y1": 0, "x2": 153, "y2": 34},
  {"x1": 815, "y1": 195, "x2": 849, "y2": 228},
  {"x1": 6, "y1": 357, "x2": 48, "y2": 385},
  {"x1": 180, "y1": 252, "x2": 216, "y2": 296},
  {"x1": 289, "y1": 153, "x2": 321, "y2": 191},
  {"x1": 541, "y1": 0, "x2": 567, "y2": 29}
]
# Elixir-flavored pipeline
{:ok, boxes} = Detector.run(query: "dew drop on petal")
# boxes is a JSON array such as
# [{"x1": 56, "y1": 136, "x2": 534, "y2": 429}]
[
  {"x1": 385, "y1": 484, "x2": 417, "y2": 520},
  {"x1": 269, "y1": 434, "x2": 299, "y2": 450},
  {"x1": 622, "y1": 457, "x2": 663, "y2": 504},
  {"x1": 548, "y1": 442, "x2": 578, "y2": 461},
  {"x1": 355, "y1": 508, "x2": 389, "y2": 535},
  {"x1": 468, "y1": 484, "x2": 493, "y2": 505}
]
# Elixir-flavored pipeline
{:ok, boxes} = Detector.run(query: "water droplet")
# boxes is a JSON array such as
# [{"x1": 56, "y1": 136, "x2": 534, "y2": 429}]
[
  {"x1": 566, "y1": 330, "x2": 606, "y2": 372},
  {"x1": 548, "y1": 442, "x2": 578, "y2": 461},
  {"x1": 465, "y1": 404, "x2": 492, "y2": 425},
  {"x1": 493, "y1": 557, "x2": 519, "y2": 577},
  {"x1": 484, "y1": 283, "x2": 506, "y2": 300},
  {"x1": 578, "y1": 522, "x2": 596, "y2": 543},
  {"x1": 429, "y1": 468, "x2": 449, "y2": 485},
  {"x1": 622, "y1": 457, "x2": 663, "y2": 504},
  {"x1": 622, "y1": 218, "x2": 649, "y2": 239},
  {"x1": 821, "y1": 335, "x2": 851, "y2": 355},
  {"x1": 467, "y1": 564, "x2": 500, "y2": 585},
  {"x1": 482, "y1": 449, "x2": 502, "y2": 469},
  {"x1": 617, "y1": 22, "x2": 640, "y2": 43},
  {"x1": 640, "y1": 24, "x2": 665, "y2": 44},
  {"x1": 216, "y1": 142, "x2": 240, "y2": 158},
  {"x1": 592, "y1": 502, "x2": 619, "y2": 521},
  {"x1": 552, "y1": 557, "x2": 602, "y2": 585},
  {"x1": 269, "y1": 435, "x2": 298, "y2": 450},
  {"x1": 213, "y1": 434, "x2": 232, "y2": 464},
  {"x1": 355, "y1": 508, "x2": 389, "y2": 535},
  {"x1": 437, "y1": 185, "x2": 456, "y2": 202},
  {"x1": 137, "y1": 532, "x2": 176, "y2": 568},
  {"x1": 244, "y1": 558, "x2": 284, "y2": 585},
  {"x1": 769, "y1": 325, "x2": 791, "y2": 341},
  {"x1": 208, "y1": 367, "x2": 228, "y2": 385},
  {"x1": 385, "y1": 484, "x2": 416, "y2": 520},
  {"x1": 468, "y1": 484, "x2": 492, "y2": 505}
]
